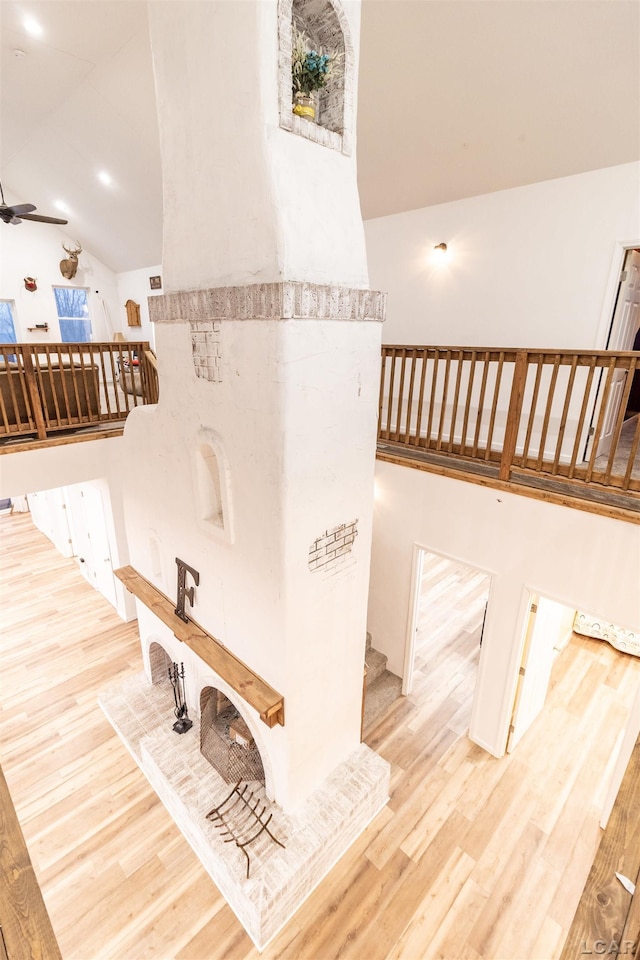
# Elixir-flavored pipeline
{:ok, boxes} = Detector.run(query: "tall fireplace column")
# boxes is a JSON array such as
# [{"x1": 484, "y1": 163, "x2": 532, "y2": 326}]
[{"x1": 121, "y1": 0, "x2": 388, "y2": 813}]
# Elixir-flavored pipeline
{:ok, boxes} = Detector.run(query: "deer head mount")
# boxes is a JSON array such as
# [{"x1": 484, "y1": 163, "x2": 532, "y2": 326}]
[{"x1": 60, "y1": 242, "x2": 82, "y2": 280}]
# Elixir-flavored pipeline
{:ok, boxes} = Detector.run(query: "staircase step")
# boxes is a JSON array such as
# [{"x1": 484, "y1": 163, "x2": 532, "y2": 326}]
[
  {"x1": 365, "y1": 647, "x2": 387, "y2": 687},
  {"x1": 363, "y1": 670, "x2": 403, "y2": 733}
]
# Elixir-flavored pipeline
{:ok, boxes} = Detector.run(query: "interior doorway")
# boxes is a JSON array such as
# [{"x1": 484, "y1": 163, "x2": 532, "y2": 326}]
[
  {"x1": 507, "y1": 593, "x2": 640, "y2": 761},
  {"x1": 404, "y1": 548, "x2": 491, "y2": 734},
  {"x1": 507, "y1": 593, "x2": 575, "y2": 752},
  {"x1": 587, "y1": 245, "x2": 640, "y2": 461}
]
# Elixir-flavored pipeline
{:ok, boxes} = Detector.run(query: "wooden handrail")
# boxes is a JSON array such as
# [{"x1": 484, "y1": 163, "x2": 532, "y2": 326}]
[
  {"x1": 379, "y1": 344, "x2": 640, "y2": 505},
  {"x1": 0, "y1": 341, "x2": 159, "y2": 442},
  {"x1": 144, "y1": 349, "x2": 158, "y2": 371},
  {"x1": 382, "y1": 344, "x2": 640, "y2": 363},
  {"x1": 114, "y1": 566, "x2": 285, "y2": 728}
]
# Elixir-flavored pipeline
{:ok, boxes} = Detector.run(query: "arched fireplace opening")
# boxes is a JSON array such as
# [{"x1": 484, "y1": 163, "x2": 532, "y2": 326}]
[
  {"x1": 200, "y1": 687, "x2": 265, "y2": 786},
  {"x1": 149, "y1": 641, "x2": 172, "y2": 686}
]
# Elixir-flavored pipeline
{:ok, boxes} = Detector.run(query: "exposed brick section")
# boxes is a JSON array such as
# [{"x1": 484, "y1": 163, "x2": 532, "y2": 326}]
[
  {"x1": 190, "y1": 320, "x2": 222, "y2": 382},
  {"x1": 278, "y1": 0, "x2": 355, "y2": 155},
  {"x1": 150, "y1": 282, "x2": 386, "y2": 324},
  {"x1": 308, "y1": 519, "x2": 358, "y2": 574}
]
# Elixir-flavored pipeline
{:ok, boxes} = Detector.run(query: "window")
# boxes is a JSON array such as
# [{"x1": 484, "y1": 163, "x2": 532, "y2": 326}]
[
  {"x1": 53, "y1": 287, "x2": 92, "y2": 341},
  {"x1": 0, "y1": 300, "x2": 17, "y2": 343}
]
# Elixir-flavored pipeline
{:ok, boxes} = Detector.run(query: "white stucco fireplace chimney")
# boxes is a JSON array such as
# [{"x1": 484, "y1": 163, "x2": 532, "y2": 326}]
[{"x1": 101, "y1": 0, "x2": 390, "y2": 948}]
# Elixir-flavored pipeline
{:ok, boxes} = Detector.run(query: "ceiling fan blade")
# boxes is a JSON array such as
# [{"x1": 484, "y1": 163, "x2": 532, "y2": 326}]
[
  {"x1": 18, "y1": 212, "x2": 69, "y2": 225},
  {"x1": 7, "y1": 203, "x2": 36, "y2": 216}
]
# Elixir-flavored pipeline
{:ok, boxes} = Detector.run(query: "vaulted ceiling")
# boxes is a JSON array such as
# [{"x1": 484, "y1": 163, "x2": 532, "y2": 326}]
[{"x1": 1, "y1": 0, "x2": 638, "y2": 274}]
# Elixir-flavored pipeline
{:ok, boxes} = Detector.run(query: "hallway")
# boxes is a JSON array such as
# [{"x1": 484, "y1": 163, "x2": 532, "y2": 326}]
[{"x1": 1, "y1": 511, "x2": 639, "y2": 959}]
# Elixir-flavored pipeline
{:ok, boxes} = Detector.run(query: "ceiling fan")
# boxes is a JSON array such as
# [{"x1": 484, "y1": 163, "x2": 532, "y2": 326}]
[{"x1": 0, "y1": 181, "x2": 68, "y2": 226}]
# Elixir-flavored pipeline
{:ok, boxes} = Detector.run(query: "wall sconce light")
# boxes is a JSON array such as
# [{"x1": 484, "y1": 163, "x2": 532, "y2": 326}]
[{"x1": 434, "y1": 242, "x2": 448, "y2": 254}]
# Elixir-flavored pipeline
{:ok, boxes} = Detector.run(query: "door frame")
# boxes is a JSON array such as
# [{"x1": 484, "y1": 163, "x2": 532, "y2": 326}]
[
  {"x1": 583, "y1": 240, "x2": 640, "y2": 460},
  {"x1": 403, "y1": 542, "x2": 493, "y2": 696},
  {"x1": 594, "y1": 240, "x2": 640, "y2": 349}
]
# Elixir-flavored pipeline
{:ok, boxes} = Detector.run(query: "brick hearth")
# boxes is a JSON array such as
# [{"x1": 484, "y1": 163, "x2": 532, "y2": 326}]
[{"x1": 99, "y1": 673, "x2": 389, "y2": 950}]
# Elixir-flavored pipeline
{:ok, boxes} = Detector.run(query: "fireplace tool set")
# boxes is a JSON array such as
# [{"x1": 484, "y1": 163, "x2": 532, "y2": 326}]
[{"x1": 169, "y1": 661, "x2": 193, "y2": 734}]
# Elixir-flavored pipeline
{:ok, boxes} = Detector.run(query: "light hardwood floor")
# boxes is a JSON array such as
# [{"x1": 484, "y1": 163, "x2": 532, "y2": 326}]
[
  {"x1": 2, "y1": 511, "x2": 640, "y2": 960},
  {"x1": 415, "y1": 552, "x2": 490, "y2": 656}
]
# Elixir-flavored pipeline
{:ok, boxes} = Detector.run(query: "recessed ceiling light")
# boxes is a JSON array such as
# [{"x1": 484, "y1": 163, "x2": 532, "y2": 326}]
[
  {"x1": 97, "y1": 170, "x2": 112, "y2": 186},
  {"x1": 23, "y1": 15, "x2": 43, "y2": 37},
  {"x1": 54, "y1": 200, "x2": 70, "y2": 213}
]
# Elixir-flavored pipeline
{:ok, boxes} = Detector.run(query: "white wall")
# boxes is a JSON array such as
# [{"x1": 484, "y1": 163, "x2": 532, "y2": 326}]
[
  {"x1": 0, "y1": 439, "x2": 135, "y2": 620},
  {"x1": 0, "y1": 215, "x2": 121, "y2": 342},
  {"x1": 368, "y1": 460, "x2": 640, "y2": 758},
  {"x1": 365, "y1": 162, "x2": 640, "y2": 348},
  {"x1": 116, "y1": 265, "x2": 163, "y2": 348}
]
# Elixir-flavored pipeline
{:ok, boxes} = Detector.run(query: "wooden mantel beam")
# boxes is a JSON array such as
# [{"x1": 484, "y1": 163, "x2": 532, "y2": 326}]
[{"x1": 114, "y1": 566, "x2": 285, "y2": 727}]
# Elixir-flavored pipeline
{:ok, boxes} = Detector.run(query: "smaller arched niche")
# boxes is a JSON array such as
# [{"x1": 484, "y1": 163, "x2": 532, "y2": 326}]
[
  {"x1": 278, "y1": 0, "x2": 354, "y2": 154},
  {"x1": 192, "y1": 430, "x2": 233, "y2": 541}
]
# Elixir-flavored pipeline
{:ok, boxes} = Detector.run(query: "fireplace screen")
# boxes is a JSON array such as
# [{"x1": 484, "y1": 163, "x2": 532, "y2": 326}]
[{"x1": 200, "y1": 688, "x2": 265, "y2": 785}]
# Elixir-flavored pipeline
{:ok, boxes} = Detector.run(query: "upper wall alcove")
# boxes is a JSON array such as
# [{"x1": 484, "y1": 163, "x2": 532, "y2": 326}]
[{"x1": 278, "y1": 0, "x2": 355, "y2": 155}]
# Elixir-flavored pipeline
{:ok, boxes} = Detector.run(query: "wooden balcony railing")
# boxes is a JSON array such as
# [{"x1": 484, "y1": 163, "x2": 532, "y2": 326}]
[
  {"x1": 0, "y1": 341, "x2": 159, "y2": 443},
  {"x1": 378, "y1": 346, "x2": 640, "y2": 507}
]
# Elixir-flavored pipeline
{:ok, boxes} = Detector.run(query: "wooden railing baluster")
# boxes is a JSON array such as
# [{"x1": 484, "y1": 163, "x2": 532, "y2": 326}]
[
  {"x1": 472, "y1": 352, "x2": 490, "y2": 457},
  {"x1": 568, "y1": 358, "x2": 597, "y2": 478},
  {"x1": 461, "y1": 351, "x2": 477, "y2": 456},
  {"x1": 385, "y1": 348, "x2": 397, "y2": 440},
  {"x1": 414, "y1": 351, "x2": 428, "y2": 447},
  {"x1": 485, "y1": 352, "x2": 505, "y2": 460},
  {"x1": 56, "y1": 346, "x2": 72, "y2": 422},
  {"x1": 521, "y1": 359, "x2": 543, "y2": 466},
  {"x1": 426, "y1": 349, "x2": 439, "y2": 450},
  {"x1": 552, "y1": 356, "x2": 578, "y2": 475},
  {"x1": 404, "y1": 350, "x2": 417, "y2": 445},
  {"x1": 378, "y1": 349, "x2": 387, "y2": 437},
  {"x1": 536, "y1": 354, "x2": 561, "y2": 471},
  {"x1": 436, "y1": 350, "x2": 452, "y2": 450},
  {"x1": 108, "y1": 344, "x2": 124, "y2": 417},
  {"x1": 448, "y1": 350, "x2": 464, "y2": 452},
  {"x1": 394, "y1": 349, "x2": 408, "y2": 442}
]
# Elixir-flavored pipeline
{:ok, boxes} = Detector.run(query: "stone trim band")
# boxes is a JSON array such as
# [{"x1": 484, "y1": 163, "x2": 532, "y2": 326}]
[{"x1": 149, "y1": 282, "x2": 386, "y2": 324}]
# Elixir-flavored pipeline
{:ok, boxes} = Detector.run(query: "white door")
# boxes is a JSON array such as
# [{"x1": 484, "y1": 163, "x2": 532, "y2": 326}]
[
  {"x1": 83, "y1": 485, "x2": 117, "y2": 608},
  {"x1": 27, "y1": 489, "x2": 74, "y2": 557},
  {"x1": 507, "y1": 596, "x2": 559, "y2": 752},
  {"x1": 64, "y1": 483, "x2": 117, "y2": 608},
  {"x1": 596, "y1": 248, "x2": 640, "y2": 458}
]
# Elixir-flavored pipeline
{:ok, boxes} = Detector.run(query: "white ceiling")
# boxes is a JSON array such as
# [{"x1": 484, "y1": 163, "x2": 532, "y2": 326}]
[{"x1": 1, "y1": 0, "x2": 638, "y2": 274}]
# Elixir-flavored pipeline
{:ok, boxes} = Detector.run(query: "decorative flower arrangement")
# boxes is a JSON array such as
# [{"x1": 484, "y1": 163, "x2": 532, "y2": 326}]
[{"x1": 291, "y1": 26, "x2": 340, "y2": 117}]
